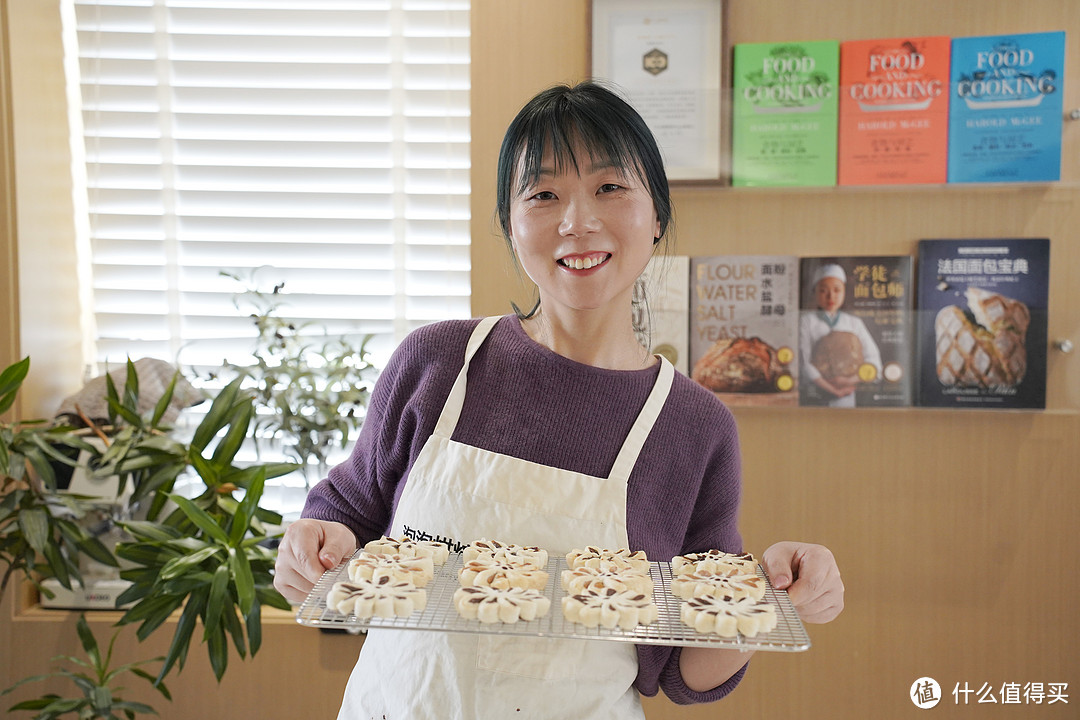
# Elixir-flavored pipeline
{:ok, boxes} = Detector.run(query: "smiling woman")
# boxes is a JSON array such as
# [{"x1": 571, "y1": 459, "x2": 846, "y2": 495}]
[
  {"x1": 276, "y1": 81, "x2": 844, "y2": 720},
  {"x1": 494, "y1": 82, "x2": 672, "y2": 369}
]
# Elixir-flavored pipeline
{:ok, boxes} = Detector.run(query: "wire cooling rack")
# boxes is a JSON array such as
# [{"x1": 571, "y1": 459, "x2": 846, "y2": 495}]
[{"x1": 295, "y1": 552, "x2": 811, "y2": 652}]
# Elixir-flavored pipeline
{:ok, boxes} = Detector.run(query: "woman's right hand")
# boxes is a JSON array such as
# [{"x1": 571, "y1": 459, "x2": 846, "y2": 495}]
[{"x1": 273, "y1": 518, "x2": 357, "y2": 604}]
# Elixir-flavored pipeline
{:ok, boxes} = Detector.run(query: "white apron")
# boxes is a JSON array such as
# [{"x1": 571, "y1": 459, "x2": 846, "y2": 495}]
[{"x1": 338, "y1": 316, "x2": 675, "y2": 719}]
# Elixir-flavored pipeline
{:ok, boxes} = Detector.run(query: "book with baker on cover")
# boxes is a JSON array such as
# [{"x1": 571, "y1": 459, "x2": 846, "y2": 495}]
[
  {"x1": 799, "y1": 256, "x2": 915, "y2": 408},
  {"x1": 731, "y1": 41, "x2": 840, "y2": 187},
  {"x1": 689, "y1": 256, "x2": 798, "y2": 407},
  {"x1": 915, "y1": 238, "x2": 1050, "y2": 409},
  {"x1": 947, "y1": 31, "x2": 1066, "y2": 183},
  {"x1": 838, "y1": 35, "x2": 951, "y2": 185},
  {"x1": 634, "y1": 255, "x2": 689, "y2": 375}
]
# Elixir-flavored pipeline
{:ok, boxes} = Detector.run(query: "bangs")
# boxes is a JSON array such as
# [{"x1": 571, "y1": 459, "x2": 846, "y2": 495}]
[
  {"x1": 495, "y1": 81, "x2": 671, "y2": 244},
  {"x1": 510, "y1": 99, "x2": 649, "y2": 197}
]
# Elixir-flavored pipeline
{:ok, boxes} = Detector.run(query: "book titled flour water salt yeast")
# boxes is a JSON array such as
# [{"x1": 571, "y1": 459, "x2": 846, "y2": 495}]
[
  {"x1": 689, "y1": 256, "x2": 799, "y2": 407},
  {"x1": 915, "y1": 238, "x2": 1050, "y2": 409}
]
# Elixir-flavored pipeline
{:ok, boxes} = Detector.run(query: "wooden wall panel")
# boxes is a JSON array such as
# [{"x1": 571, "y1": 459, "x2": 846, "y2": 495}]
[
  {"x1": 2, "y1": 2, "x2": 1076, "y2": 719},
  {"x1": 471, "y1": 1, "x2": 1080, "y2": 719}
]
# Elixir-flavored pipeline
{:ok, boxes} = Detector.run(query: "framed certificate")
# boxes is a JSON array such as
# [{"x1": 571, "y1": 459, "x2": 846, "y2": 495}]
[{"x1": 590, "y1": 0, "x2": 728, "y2": 184}]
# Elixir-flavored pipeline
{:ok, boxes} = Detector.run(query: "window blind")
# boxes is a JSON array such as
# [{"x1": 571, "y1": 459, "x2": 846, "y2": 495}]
[{"x1": 71, "y1": 0, "x2": 471, "y2": 375}]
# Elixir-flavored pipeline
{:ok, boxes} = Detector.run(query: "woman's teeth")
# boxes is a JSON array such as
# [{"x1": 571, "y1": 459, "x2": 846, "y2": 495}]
[{"x1": 561, "y1": 255, "x2": 606, "y2": 270}]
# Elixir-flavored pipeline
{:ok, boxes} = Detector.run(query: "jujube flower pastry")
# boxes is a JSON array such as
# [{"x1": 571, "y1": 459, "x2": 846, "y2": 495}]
[
  {"x1": 561, "y1": 587, "x2": 658, "y2": 631},
  {"x1": 462, "y1": 538, "x2": 548, "y2": 566},
  {"x1": 348, "y1": 552, "x2": 434, "y2": 587},
  {"x1": 453, "y1": 585, "x2": 551, "y2": 624},
  {"x1": 363, "y1": 536, "x2": 450, "y2": 565},
  {"x1": 670, "y1": 550, "x2": 758, "y2": 576},
  {"x1": 669, "y1": 570, "x2": 766, "y2": 601},
  {"x1": 327, "y1": 577, "x2": 427, "y2": 619},
  {"x1": 679, "y1": 595, "x2": 777, "y2": 637},
  {"x1": 560, "y1": 566, "x2": 654, "y2": 597},
  {"x1": 565, "y1": 546, "x2": 650, "y2": 573},
  {"x1": 458, "y1": 557, "x2": 549, "y2": 590}
]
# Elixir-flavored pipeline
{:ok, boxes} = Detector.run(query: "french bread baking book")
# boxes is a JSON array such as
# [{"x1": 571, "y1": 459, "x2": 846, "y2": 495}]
[
  {"x1": 635, "y1": 255, "x2": 690, "y2": 375},
  {"x1": 837, "y1": 36, "x2": 951, "y2": 186},
  {"x1": 798, "y1": 256, "x2": 914, "y2": 408},
  {"x1": 916, "y1": 238, "x2": 1049, "y2": 409},
  {"x1": 689, "y1": 256, "x2": 798, "y2": 407},
  {"x1": 731, "y1": 41, "x2": 840, "y2": 187},
  {"x1": 947, "y1": 31, "x2": 1066, "y2": 183}
]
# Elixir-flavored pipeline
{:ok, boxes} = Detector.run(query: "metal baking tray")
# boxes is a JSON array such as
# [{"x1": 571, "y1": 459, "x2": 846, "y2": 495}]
[{"x1": 295, "y1": 552, "x2": 811, "y2": 652}]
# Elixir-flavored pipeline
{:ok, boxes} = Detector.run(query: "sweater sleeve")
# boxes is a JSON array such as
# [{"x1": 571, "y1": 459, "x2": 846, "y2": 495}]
[
  {"x1": 300, "y1": 320, "x2": 472, "y2": 544},
  {"x1": 630, "y1": 379, "x2": 750, "y2": 705}
]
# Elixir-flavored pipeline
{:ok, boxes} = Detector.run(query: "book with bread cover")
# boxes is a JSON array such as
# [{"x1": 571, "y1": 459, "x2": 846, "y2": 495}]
[
  {"x1": 635, "y1": 256, "x2": 689, "y2": 375},
  {"x1": 799, "y1": 256, "x2": 914, "y2": 408},
  {"x1": 838, "y1": 36, "x2": 951, "y2": 185},
  {"x1": 731, "y1": 41, "x2": 840, "y2": 187},
  {"x1": 915, "y1": 238, "x2": 1049, "y2": 408},
  {"x1": 689, "y1": 256, "x2": 798, "y2": 407},
  {"x1": 947, "y1": 31, "x2": 1066, "y2": 183}
]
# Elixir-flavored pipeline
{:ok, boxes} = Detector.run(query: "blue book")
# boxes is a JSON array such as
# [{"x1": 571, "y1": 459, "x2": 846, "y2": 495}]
[{"x1": 947, "y1": 31, "x2": 1065, "y2": 183}]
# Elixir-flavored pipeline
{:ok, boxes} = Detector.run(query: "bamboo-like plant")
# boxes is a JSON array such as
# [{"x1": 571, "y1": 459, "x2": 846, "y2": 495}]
[
  {"x1": 2, "y1": 356, "x2": 299, "y2": 693},
  {"x1": 1, "y1": 614, "x2": 170, "y2": 720},
  {"x1": 0, "y1": 358, "x2": 117, "y2": 597},
  {"x1": 110, "y1": 377, "x2": 294, "y2": 682}
]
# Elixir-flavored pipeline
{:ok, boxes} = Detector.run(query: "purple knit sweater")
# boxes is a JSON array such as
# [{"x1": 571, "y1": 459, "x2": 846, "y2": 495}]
[{"x1": 302, "y1": 315, "x2": 747, "y2": 704}]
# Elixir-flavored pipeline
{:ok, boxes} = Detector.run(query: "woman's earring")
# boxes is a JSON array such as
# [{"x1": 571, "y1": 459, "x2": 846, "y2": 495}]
[{"x1": 653, "y1": 236, "x2": 661, "y2": 245}]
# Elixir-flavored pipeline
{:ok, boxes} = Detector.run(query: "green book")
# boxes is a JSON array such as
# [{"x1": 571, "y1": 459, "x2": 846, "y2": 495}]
[{"x1": 731, "y1": 41, "x2": 840, "y2": 187}]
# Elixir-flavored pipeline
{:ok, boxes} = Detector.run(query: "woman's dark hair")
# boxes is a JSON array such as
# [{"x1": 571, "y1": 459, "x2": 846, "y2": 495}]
[{"x1": 495, "y1": 81, "x2": 673, "y2": 248}]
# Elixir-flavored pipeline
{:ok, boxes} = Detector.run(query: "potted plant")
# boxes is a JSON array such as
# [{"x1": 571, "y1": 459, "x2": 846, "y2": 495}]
[
  {"x1": 213, "y1": 269, "x2": 378, "y2": 486},
  {"x1": 0, "y1": 357, "x2": 117, "y2": 599},
  {"x1": 2, "y1": 355, "x2": 299, "y2": 699},
  {"x1": 2, "y1": 614, "x2": 170, "y2": 719}
]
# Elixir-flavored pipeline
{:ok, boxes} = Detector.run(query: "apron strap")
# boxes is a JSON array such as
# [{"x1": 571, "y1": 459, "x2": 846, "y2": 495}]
[
  {"x1": 433, "y1": 316, "x2": 502, "y2": 438},
  {"x1": 607, "y1": 356, "x2": 674, "y2": 484}
]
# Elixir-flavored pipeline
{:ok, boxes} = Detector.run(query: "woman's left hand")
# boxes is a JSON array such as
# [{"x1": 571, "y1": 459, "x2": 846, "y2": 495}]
[{"x1": 761, "y1": 541, "x2": 845, "y2": 623}]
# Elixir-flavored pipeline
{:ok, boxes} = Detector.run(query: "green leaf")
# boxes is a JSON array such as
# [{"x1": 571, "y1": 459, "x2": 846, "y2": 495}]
[
  {"x1": 188, "y1": 452, "x2": 220, "y2": 489},
  {"x1": 105, "y1": 397, "x2": 143, "y2": 428},
  {"x1": 229, "y1": 547, "x2": 255, "y2": 616},
  {"x1": 245, "y1": 596, "x2": 262, "y2": 656},
  {"x1": 111, "y1": 699, "x2": 160, "y2": 715},
  {"x1": 77, "y1": 534, "x2": 120, "y2": 569},
  {"x1": 0, "y1": 357, "x2": 30, "y2": 414},
  {"x1": 229, "y1": 469, "x2": 265, "y2": 546},
  {"x1": 210, "y1": 401, "x2": 252, "y2": 468},
  {"x1": 117, "y1": 521, "x2": 184, "y2": 543},
  {"x1": 255, "y1": 586, "x2": 293, "y2": 613},
  {"x1": 17, "y1": 507, "x2": 50, "y2": 555},
  {"x1": 156, "y1": 588, "x2": 204, "y2": 684},
  {"x1": 150, "y1": 372, "x2": 179, "y2": 427},
  {"x1": 203, "y1": 564, "x2": 230, "y2": 640},
  {"x1": 159, "y1": 545, "x2": 221, "y2": 581},
  {"x1": 221, "y1": 596, "x2": 247, "y2": 659},
  {"x1": 206, "y1": 621, "x2": 228, "y2": 681},
  {"x1": 74, "y1": 615, "x2": 102, "y2": 671},
  {"x1": 123, "y1": 358, "x2": 140, "y2": 415},
  {"x1": 42, "y1": 542, "x2": 73, "y2": 589},
  {"x1": 105, "y1": 371, "x2": 120, "y2": 427},
  {"x1": 190, "y1": 378, "x2": 243, "y2": 453},
  {"x1": 167, "y1": 494, "x2": 229, "y2": 545},
  {"x1": 127, "y1": 667, "x2": 171, "y2": 701}
]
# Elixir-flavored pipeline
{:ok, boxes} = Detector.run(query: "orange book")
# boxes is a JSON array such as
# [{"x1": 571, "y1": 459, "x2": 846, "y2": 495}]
[{"x1": 838, "y1": 36, "x2": 951, "y2": 185}]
